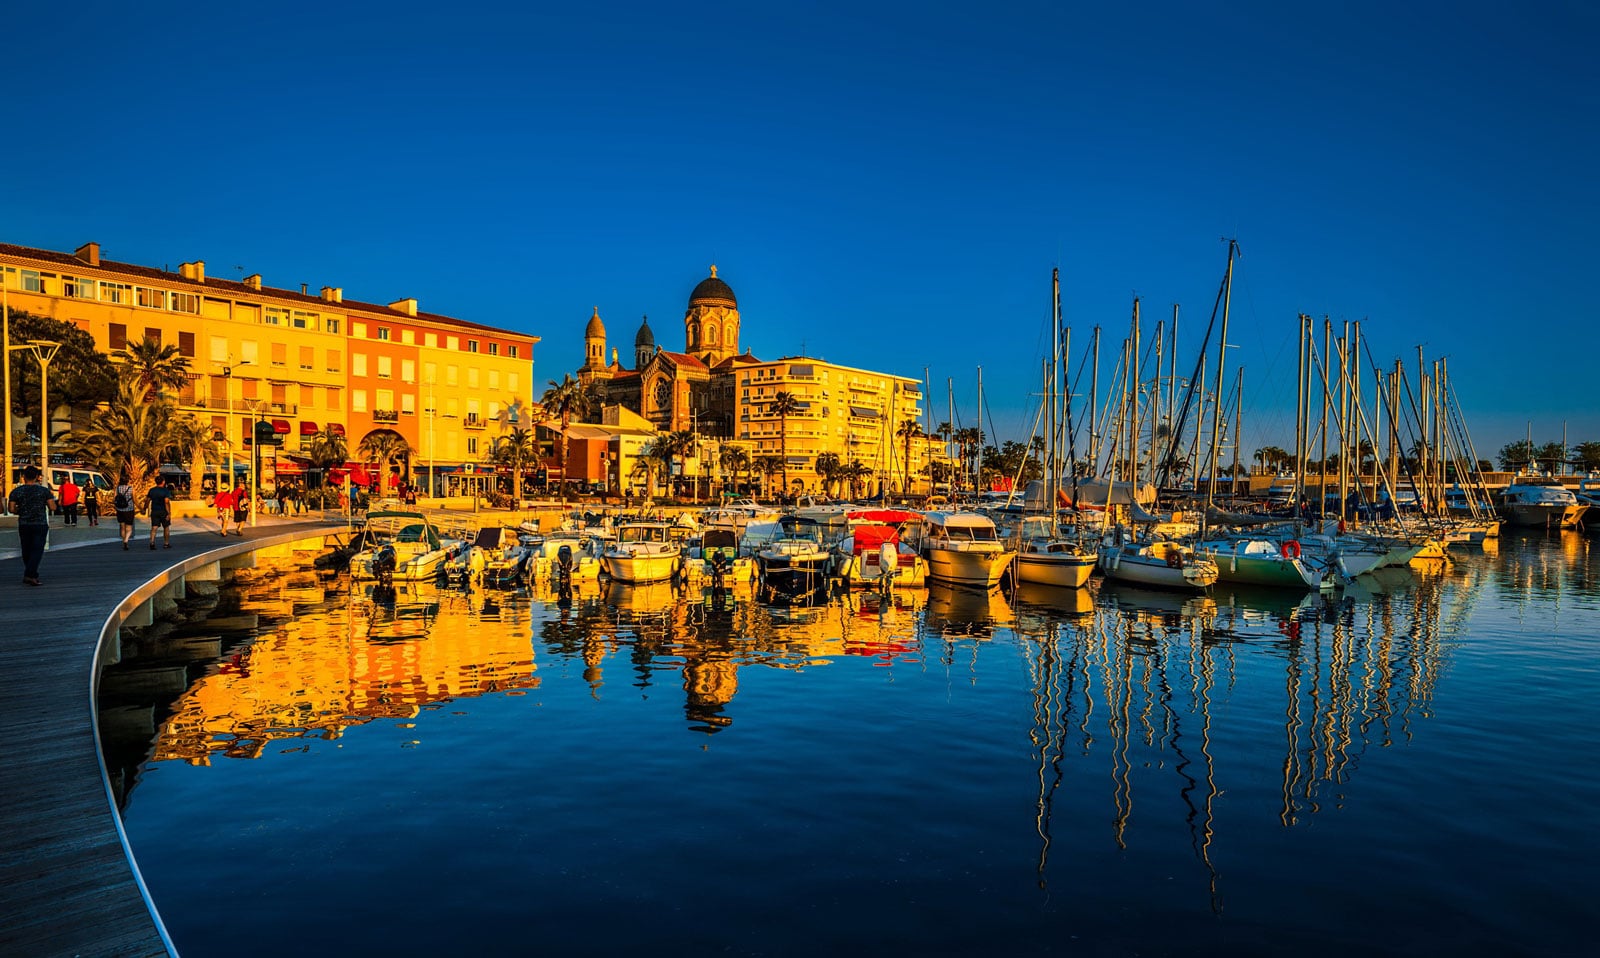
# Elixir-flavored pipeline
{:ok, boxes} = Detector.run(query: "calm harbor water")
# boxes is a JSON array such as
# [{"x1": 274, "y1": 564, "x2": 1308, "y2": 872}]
[{"x1": 112, "y1": 531, "x2": 1600, "y2": 956}]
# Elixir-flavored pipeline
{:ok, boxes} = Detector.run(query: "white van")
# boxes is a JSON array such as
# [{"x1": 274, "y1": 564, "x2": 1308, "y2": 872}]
[{"x1": 47, "y1": 466, "x2": 115, "y2": 494}]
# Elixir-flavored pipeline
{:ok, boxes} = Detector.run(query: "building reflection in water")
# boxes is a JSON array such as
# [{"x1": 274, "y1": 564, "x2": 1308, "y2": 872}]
[{"x1": 124, "y1": 553, "x2": 1466, "y2": 902}]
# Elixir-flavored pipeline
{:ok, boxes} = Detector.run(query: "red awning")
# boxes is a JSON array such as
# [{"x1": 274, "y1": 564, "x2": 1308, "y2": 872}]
[
  {"x1": 300, "y1": 421, "x2": 320, "y2": 436},
  {"x1": 274, "y1": 459, "x2": 306, "y2": 475},
  {"x1": 272, "y1": 419, "x2": 291, "y2": 434},
  {"x1": 329, "y1": 423, "x2": 346, "y2": 437}
]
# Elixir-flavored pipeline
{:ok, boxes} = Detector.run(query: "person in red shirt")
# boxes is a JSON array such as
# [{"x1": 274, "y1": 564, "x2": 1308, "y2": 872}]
[
  {"x1": 58, "y1": 477, "x2": 81, "y2": 526},
  {"x1": 214, "y1": 484, "x2": 236, "y2": 536}
]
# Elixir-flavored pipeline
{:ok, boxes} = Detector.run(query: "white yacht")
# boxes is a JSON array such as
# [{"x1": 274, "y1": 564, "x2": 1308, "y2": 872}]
[
  {"x1": 1010, "y1": 515, "x2": 1097, "y2": 589},
  {"x1": 602, "y1": 521, "x2": 683, "y2": 584},
  {"x1": 915, "y1": 511, "x2": 1016, "y2": 587},
  {"x1": 1497, "y1": 477, "x2": 1587, "y2": 529}
]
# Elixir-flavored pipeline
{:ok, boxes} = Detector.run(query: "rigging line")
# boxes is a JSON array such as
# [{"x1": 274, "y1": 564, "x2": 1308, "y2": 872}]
[{"x1": 1159, "y1": 260, "x2": 1230, "y2": 489}]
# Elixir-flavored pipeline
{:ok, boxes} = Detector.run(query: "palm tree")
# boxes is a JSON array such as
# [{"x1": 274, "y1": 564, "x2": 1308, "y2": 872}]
[
  {"x1": 306, "y1": 431, "x2": 349, "y2": 490},
  {"x1": 541, "y1": 374, "x2": 596, "y2": 501},
  {"x1": 718, "y1": 444, "x2": 750, "y2": 498},
  {"x1": 492, "y1": 427, "x2": 538, "y2": 504},
  {"x1": 112, "y1": 337, "x2": 193, "y2": 401},
  {"x1": 814, "y1": 451, "x2": 841, "y2": 497},
  {"x1": 357, "y1": 431, "x2": 412, "y2": 494},
  {"x1": 769, "y1": 390, "x2": 801, "y2": 499},
  {"x1": 665, "y1": 429, "x2": 698, "y2": 498},
  {"x1": 842, "y1": 460, "x2": 873, "y2": 499},
  {"x1": 166, "y1": 414, "x2": 219, "y2": 498},
  {"x1": 896, "y1": 419, "x2": 924, "y2": 495},
  {"x1": 753, "y1": 454, "x2": 783, "y2": 500},
  {"x1": 72, "y1": 378, "x2": 181, "y2": 505},
  {"x1": 953, "y1": 427, "x2": 982, "y2": 491}
]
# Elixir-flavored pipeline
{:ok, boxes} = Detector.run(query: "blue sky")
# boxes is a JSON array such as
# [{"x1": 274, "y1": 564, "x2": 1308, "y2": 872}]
[{"x1": 4, "y1": 1, "x2": 1595, "y2": 459}]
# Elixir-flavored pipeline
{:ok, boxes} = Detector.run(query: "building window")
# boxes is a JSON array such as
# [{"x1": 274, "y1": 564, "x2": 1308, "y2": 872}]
[
  {"x1": 352, "y1": 389, "x2": 368, "y2": 412},
  {"x1": 109, "y1": 324, "x2": 128, "y2": 350},
  {"x1": 509, "y1": 345, "x2": 519, "y2": 359},
  {"x1": 377, "y1": 356, "x2": 393, "y2": 378},
  {"x1": 402, "y1": 393, "x2": 416, "y2": 414},
  {"x1": 488, "y1": 400, "x2": 500, "y2": 419},
  {"x1": 271, "y1": 342, "x2": 287, "y2": 366},
  {"x1": 425, "y1": 332, "x2": 438, "y2": 348},
  {"x1": 170, "y1": 291, "x2": 199, "y2": 314},
  {"x1": 467, "y1": 399, "x2": 480, "y2": 419},
  {"x1": 446, "y1": 365, "x2": 459, "y2": 386},
  {"x1": 327, "y1": 387, "x2": 342, "y2": 410},
  {"x1": 327, "y1": 350, "x2": 341, "y2": 372},
  {"x1": 240, "y1": 341, "x2": 258, "y2": 364},
  {"x1": 488, "y1": 370, "x2": 499, "y2": 390},
  {"x1": 352, "y1": 353, "x2": 368, "y2": 377},
  {"x1": 179, "y1": 331, "x2": 195, "y2": 358},
  {"x1": 467, "y1": 340, "x2": 479, "y2": 353},
  {"x1": 292, "y1": 310, "x2": 315, "y2": 329},
  {"x1": 325, "y1": 318, "x2": 340, "y2": 334},
  {"x1": 376, "y1": 388, "x2": 394, "y2": 409},
  {"x1": 446, "y1": 397, "x2": 458, "y2": 418},
  {"x1": 467, "y1": 368, "x2": 480, "y2": 389},
  {"x1": 21, "y1": 270, "x2": 43, "y2": 293},
  {"x1": 264, "y1": 307, "x2": 288, "y2": 326},
  {"x1": 509, "y1": 372, "x2": 519, "y2": 392},
  {"x1": 210, "y1": 336, "x2": 228, "y2": 362},
  {"x1": 401, "y1": 359, "x2": 416, "y2": 382},
  {"x1": 135, "y1": 287, "x2": 166, "y2": 309},
  {"x1": 446, "y1": 336, "x2": 459, "y2": 351},
  {"x1": 488, "y1": 342, "x2": 499, "y2": 356},
  {"x1": 467, "y1": 436, "x2": 478, "y2": 455},
  {"x1": 299, "y1": 346, "x2": 314, "y2": 370},
  {"x1": 401, "y1": 329, "x2": 415, "y2": 345},
  {"x1": 63, "y1": 276, "x2": 96, "y2": 299},
  {"x1": 377, "y1": 327, "x2": 391, "y2": 341}
]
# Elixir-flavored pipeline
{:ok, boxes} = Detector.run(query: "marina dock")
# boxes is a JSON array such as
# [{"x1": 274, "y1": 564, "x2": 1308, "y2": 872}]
[{"x1": 0, "y1": 517, "x2": 335, "y2": 957}]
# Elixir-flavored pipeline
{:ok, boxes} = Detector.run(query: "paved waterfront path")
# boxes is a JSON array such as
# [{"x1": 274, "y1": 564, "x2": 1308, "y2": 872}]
[{"x1": 0, "y1": 514, "x2": 338, "y2": 957}]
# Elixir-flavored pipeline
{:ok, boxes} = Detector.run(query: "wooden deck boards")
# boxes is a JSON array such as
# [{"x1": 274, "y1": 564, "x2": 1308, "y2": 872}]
[{"x1": 0, "y1": 521, "x2": 331, "y2": 957}]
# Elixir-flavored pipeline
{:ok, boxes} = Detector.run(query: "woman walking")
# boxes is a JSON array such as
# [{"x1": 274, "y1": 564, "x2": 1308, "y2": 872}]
[
  {"x1": 83, "y1": 481, "x2": 101, "y2": 526},
  {"x1": 113, "y1": 471, "x2": 137, "y2": 550}
]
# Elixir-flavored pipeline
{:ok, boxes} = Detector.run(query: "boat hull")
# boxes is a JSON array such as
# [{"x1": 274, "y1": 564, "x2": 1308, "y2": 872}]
[
  {"x1": 1499, "y1": 503, "x2": 1586, "y2": 529},
  {"x1": 924, "y1": 547, "x2": 1016, "y2": 587},
  {"x1": 758, "y1": 553, "x2": 832, "y2": 596},
  {"x1": 604, "y1": 551, "x2": 681, "y2": 584},
  {"x1": 1097, "y1": 546, "x2": 1218, "y2": 591},
  {"x1": 1014, "y1": 551, "x2": 1096, "y2": 588},
  {"x1": 1200, "y1": 545, "x2": 1327, "y2": 590}
]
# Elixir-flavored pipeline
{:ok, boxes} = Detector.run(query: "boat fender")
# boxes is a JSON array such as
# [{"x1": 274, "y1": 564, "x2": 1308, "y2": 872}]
[
  {"x1": 1281, "y1": 539, "x2": 1302, "y2": 560},
  {"x1": 1166, "y1": 549, "x2": 1184, "y2": 569},
  {"x1": 1337, "y1": 519, "x2": 1346, "y2": 534}
]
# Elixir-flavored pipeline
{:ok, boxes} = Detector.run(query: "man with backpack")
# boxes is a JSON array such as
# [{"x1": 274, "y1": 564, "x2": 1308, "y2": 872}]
[
  {"x1": 113, "y1": 473, "x2": 137, "y2": 550},
  {"x1": 147, "y1": 474, "x2": 176, "y2": 549}
]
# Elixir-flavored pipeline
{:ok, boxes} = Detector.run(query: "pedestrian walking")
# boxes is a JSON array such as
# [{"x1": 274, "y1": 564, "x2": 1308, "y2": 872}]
[
  {"x1": 232, "y1": 486, "x2": 251, "y2": 534},
  {"x1": 83, "y1": 481, "x2": 101, "y2": 525},
  {"x1": 214, "y1": 484, "x2": 235, "y2": 536},
  {"x1": 113, "y1": 472, "x2": 138, "y2": 550},
  {"x1": 59, "y1": 476, "x2": 81, "y2": 526},
  {"x1": 147, "y1": 474, "x2": 176, "y2": 549},
  {"x1": 9, "y1": 465, "x2": 57, "y2": 585}
]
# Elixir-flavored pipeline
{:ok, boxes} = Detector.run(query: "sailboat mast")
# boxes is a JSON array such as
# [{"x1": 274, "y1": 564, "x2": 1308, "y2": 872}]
[
  {"x1": 1231, "y1": 367, "x2": 1243, "y2": 497},
  {"x1": 1204, "y1": 240, "x2": 1236, "y2": 509},
  {"x1": 1050, "y1": 268, "x2": 1061, "y2": 514},
  {"x1": 1295, "y1": 314, "x2": 1309, "y2": 524},
  {"x1": 1131, "y1": 298, "x2": 1142, "y2": 489},
  {"x1": 976, "y1": 365, "x2": 983, "y2": 493}
]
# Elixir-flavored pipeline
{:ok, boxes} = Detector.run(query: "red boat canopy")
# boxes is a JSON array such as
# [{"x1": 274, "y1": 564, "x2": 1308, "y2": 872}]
[
  {"x1": 847, "y1": 509, "x2": 920, "y2": 524},
  {"x1": 850, "y1": 524, "x2": 900, "y2": 554}
]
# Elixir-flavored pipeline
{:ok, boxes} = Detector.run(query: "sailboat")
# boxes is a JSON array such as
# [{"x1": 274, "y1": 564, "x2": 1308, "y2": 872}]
[{"x1": 1013, "y1": 268, "x2": 1099, "y2": 589}]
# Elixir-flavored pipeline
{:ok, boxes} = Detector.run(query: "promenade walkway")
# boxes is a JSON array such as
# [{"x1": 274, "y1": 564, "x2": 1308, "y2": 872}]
[{"x1": 0, "y1": 512, "x2": 338, "y2": 957}]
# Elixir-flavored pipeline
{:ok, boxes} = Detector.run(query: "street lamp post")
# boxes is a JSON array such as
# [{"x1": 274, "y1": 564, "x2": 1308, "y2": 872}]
[
  {"x1": 222, "y1": 361, "x2": 252, "y2": 499},
  {"x1": 31, "y1": 340, "x2": 61, "y2": 476},
  {"x1": 2, "y1": 282, "x2": 11, "y2": 505}
]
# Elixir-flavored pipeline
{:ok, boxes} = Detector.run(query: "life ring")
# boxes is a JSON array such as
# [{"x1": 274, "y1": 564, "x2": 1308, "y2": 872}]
[
  {"x1": 1165, "y1": 549, "x2": 1184, "y2": 569},
  {"x1": 1281, "y1": 539, "x2": 1302, "y2": 560}
]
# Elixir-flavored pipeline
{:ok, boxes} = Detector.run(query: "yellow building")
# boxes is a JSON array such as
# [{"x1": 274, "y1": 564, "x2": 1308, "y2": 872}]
[
  {"x1": 737, "y1": 356, "x2": 939, "y2": 496},
  {"x1": 0, "y1": 240, "x2": 538, "y2": 491}
]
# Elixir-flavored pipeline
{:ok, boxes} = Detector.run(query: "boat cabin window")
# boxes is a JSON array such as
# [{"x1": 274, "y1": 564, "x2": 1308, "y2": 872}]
[
  {"x1": 944, "y1": 524, "x2": 996, "y2": 542},
  {"x1": 618, "y1": 525, "x2": 665, "y2": 544}
]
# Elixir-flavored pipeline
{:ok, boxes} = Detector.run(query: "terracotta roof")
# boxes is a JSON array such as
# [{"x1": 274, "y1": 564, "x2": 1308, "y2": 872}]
[
  {"x1": 609, "y1": 370, "x2": 641, "y2": 381},
  {"x1": 656, "y1": 350, "x2": 708, "y2": 370},
  {"x1": 712, "y1": 352, "x2": 762, "y2": 370},
  {"x1": 0, "y1": 241, "x2": 535, "y2": 342}
]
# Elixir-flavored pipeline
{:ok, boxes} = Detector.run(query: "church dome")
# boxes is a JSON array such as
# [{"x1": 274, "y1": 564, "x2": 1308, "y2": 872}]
[
  {"x1": 634, "y1": 316, "x2": 655, "y2": 348},
  {"x1": 585, "y1": 306, "x2": 605, "y2": 338},
  {"x1": 689, "y1": 265, "x2": 737, "y2": 309}
]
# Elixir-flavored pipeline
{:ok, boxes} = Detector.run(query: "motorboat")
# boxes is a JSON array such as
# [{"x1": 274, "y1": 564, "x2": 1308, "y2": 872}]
[
  {"x1": 349, "y1": 510, "x2": 465, "y2": 582},
  {"x1": 756, "y1": 515, "x2": 833, "y2": 598},
  {"x1": 1497, "y1": 477, "x2": 1587, "y2": 529},
  {"x1": 529, "y1": 531, "x2": 606, "y2": 582},
  {"x1": 1009, "y1": 515, "x2": 1097, "y2": 589},
  {"x1": 466, "y1": 526, "x2": 533, "y2": 587},
  {"x1": 690, "y1": 528, "x2": 756, "y2": 588},
  {"x1": 833, "y1": 510, "x2": 928, "y2": 589},
  {"x1": 1096, "y1": 530, "x2": 1218, "y2": 591},
  {"x1": 1197, "y1": 534, "x2": 1335, "y2": 591},
  {"x1": 915, "y1": 511, "x2": 1017, "y2": 588},
  {"x1": 602, "y1": 521, "x2": 683, "y2": 584}
]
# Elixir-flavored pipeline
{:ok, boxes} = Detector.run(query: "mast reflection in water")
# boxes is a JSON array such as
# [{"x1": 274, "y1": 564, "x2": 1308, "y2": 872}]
[{"x1": 113, "y1": 533, "x2": 1600, "y2": 957}]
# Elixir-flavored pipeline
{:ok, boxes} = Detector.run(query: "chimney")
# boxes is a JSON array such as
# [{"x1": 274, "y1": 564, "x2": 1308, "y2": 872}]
[
  {"x1": 389, "y1": 297, "x2": 418, "y2": 317},
  {"x1": 74, "y1": 242, "x2": 101, "y2": 267},
  {"x1": 243, "y1": 273, "x2": 262, "y2": 290},
  {"x1": 179, "y1": 261, "x2": 206, "y2": 283},
  {"x1": 320, "y1": 286, "x2": 343, "y2": 303}
]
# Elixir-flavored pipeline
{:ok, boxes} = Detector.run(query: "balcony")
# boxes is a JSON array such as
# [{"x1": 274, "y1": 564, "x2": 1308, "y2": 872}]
[
  {"x1": 372, "y1": 409, "x2": 400, "y2": 423},
  {"x1": 464, "y1": 415, "x2": 486, "y2": 430},
  {"x1": 200, "y1": 398, "x2": 298, "y2": 415}
]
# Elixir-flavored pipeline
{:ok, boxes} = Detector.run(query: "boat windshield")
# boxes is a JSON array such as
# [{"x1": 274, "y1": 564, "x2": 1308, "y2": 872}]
[
  {"x1": 618, "y1": 525, "x2": 666, "y2": 544},
  {"x1": 944, "y1": 524, "x2": 997, "y2": 542}
]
